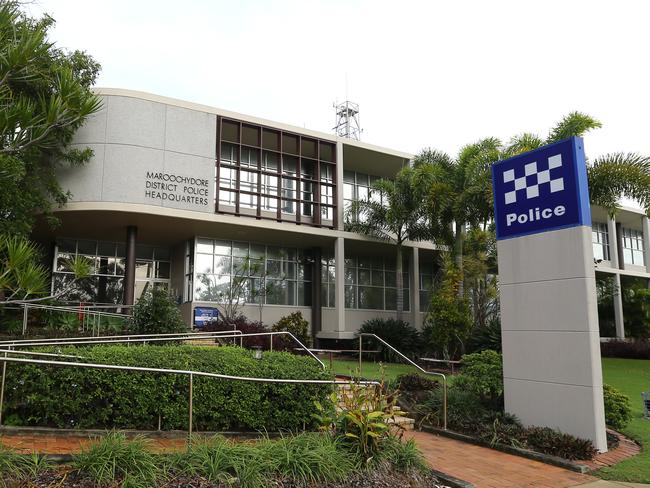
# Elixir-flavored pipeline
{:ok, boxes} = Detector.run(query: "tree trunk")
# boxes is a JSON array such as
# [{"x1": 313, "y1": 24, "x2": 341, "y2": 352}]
[
  {"x1": 454, "y1": 223, "x2": 465, "y2": 297},
  {"x1": 396, "y1": 244, "x2": 403, "y2": 321}
]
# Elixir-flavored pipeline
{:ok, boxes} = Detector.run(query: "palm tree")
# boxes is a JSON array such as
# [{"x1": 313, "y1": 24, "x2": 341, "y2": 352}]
[
  {"x1": 505, "y1": 112, "x2": 650, "y2": 214},
  {"x1": 413, "y1": 138, "x2": 501, "y2": 295},
  {"x1": 345, "y1": 167, "x2": 437, "y2": 320},
  {"x1": 0, "y1": 234, "x2": 92, "y2": 304}
]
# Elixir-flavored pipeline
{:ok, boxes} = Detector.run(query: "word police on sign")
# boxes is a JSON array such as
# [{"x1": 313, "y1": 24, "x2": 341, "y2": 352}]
[{"x1": 491, "y1": 137, "x2": 591, "y2": 240}]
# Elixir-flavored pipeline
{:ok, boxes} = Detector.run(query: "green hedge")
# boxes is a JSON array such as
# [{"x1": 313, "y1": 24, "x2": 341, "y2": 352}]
[{"x1": 2, "y1": 345, "x2": 332, "y2": 431}]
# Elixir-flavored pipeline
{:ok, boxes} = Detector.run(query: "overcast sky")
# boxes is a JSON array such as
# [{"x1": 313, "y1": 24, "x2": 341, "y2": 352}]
[{"x1": 28, "y1": 0, "x2": 650, "y2": 163}]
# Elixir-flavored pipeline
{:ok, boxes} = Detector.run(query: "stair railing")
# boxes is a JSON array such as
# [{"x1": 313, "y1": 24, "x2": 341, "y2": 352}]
[{"x1": 358, "y1": 333, "x2": 447, "y2": 430}]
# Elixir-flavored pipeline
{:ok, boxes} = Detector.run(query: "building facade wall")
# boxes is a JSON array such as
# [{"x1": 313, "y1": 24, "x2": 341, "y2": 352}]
[
  {"x1": 57, "y1": 95, "x2": 217, "y2": 213},
  {"x1": 43, "y1": 90, "x2": 650, "y2": 343},
  {"x1": 45, "y1": 90, "x2": 428, "y2": 341}
]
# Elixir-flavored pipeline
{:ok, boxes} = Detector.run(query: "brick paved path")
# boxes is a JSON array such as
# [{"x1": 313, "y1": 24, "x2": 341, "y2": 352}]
[
  {"x1": 405, "y1": 430, "x2": 597, "y2": 488},
  {"x1": 580, "y1": 430, "x2": 642, "y2": 471},
  {"x1": 0, "y1": 433, "x2": 187, "y2": 454}
]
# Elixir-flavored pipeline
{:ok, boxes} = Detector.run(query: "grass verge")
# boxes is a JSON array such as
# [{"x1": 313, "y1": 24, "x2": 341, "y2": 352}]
[{"x1": 598, "y1": 358, "x2": 650, "y2": 483}]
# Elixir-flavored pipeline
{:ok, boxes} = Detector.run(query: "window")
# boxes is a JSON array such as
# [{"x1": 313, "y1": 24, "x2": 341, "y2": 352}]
[
  {"x1": 52, "y1": 239, "x2": 171, "y2": 304},
  {"x1": 193, "y1": 239, "x2": 312, "y2": 306},
  {"x1": 217, "y1": 118, "x2": 336, "y2": 227},
  {"x1": 343, "y1": 170, "x2": 385, "y2": 223},
  {"x1": 419, "y1": 271, "x2": 433, "y2": 312},
  {"x1": 592, "y1": 223, "x2": 610, "y2": 261},
  {"x1": 343, "y1": 256, "x2": 409, "y2": 311},
  {"x1": 622, "y1": 227, "x2": 645, "y2": 266},
  {"x1": 321, "y1": 254, "x2": 336, "y2": 307}
]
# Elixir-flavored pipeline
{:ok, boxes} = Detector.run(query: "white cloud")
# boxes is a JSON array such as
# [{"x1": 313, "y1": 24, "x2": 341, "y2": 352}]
[{"x1": 27, "y1": 0, "x2": 650, "y2": 165}]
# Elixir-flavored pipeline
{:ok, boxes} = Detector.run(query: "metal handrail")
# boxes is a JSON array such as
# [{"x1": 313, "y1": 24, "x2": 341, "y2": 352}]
[
  {"x1": 173, "y1": 331, "x2": 327, "y2": 370},
  {"x1": 0, "y1": 349, "x2": 86, "y2": 359},
  {"x1": 0, "y1": 331, "x2": 325, "y2": 370},
  {"x1": 0, "y1": 353, "x2": 379, "y2": 441},
  {"x1": 358, "y1": 333, "x2": 447, "y2": 430},
  {"x1": 0, "y1": 330, "x2": 243, "y2": 346},
  {"x1": 15, "y1": 302, "x2": 131, "y2": 336},
  {"x1": 21, "y1": 303, "x2": 127, "y2": 318}
]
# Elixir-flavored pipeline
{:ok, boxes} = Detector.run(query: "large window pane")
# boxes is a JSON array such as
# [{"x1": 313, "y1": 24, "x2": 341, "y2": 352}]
[
  {"x1": 358, "y1": 286, "x2": 383, "y2": 310},
  {"x1": 282, "y1": 156, "x2": 297, "y2": 175},
  {"x1": 195, "y1": 253, "x2": 213, "y2": 274},
  {"x1": 214, "y1": 256, "x2": 231, "y2": 275}
]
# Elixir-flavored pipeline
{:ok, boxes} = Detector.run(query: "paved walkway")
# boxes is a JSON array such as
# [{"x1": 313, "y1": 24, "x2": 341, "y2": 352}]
[
  {"x1": 0, "y1": 433, "x2": 187, "y2": 454},
  {"x1": 405, "y1": 430, "x2": 597, "y2": 488}
]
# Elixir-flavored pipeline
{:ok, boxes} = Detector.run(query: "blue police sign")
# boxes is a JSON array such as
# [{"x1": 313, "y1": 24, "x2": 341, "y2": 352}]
[
  {"x1": 492, "y1": 136, "x2": 591, "y2": 240},
  {"x1": 193, "y1": 307, "x2": 218, "y2": 328}
]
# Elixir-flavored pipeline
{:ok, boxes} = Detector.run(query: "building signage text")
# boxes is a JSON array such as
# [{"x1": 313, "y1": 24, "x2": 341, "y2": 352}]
[{"x1": 144, "y1": 171, "x2": 209, "y2": 207}]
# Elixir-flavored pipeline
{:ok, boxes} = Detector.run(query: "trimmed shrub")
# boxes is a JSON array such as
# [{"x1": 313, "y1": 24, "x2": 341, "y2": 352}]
[
  {"x1": 272, "y1": 311, "x2": 311, "y2": 346},
  {"x1": 454, "y1": 350, "x2": 504, "y2": 408},
  {"x1": 601, "y1": 339, "x2": 650, "y2": 359},
  {"x1": 130, "y1": 287, "x2": 187, "y2": 334},
  {"x1": 603, "y1": 384, "x2": 632, "y2": 430},
  {"x1": 357, "y1": 318, "x2": 421, "y2": 362},
  {"x1": 3, "y1": 345, "x2": 332, "y2": 431}
]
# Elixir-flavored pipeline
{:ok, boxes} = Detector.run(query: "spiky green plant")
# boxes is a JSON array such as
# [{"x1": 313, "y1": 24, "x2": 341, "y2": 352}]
[{"x1": 72, "y1": 432, "x2": 160, "y2": 488}]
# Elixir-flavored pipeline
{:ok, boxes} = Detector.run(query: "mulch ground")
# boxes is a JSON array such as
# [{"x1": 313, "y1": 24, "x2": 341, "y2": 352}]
[{"x1": 4, "y1": 468, "x2": 450, "y2": 488}]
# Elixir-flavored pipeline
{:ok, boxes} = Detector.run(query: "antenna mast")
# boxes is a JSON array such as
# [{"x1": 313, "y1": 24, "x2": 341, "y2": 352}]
[{"x1": 333, "y1": 101, "x2": 361, "y2": 140}]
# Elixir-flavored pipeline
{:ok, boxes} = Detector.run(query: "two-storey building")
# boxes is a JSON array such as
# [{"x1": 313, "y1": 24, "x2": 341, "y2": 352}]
[
  {"x1": 31, "y1": 89, "x2": 650, "y2": 342},
  {"x1": 32, "y1": 89, "x2": 439, "y2": 342}
]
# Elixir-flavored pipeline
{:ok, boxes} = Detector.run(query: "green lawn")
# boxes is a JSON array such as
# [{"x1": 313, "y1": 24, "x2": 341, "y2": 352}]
[
  {"x1": 328, "y1": 358, "x2": 442, "y2": 383},
  {"x1": 598, "y1": 357, "x2": 650, "y2": 483}
]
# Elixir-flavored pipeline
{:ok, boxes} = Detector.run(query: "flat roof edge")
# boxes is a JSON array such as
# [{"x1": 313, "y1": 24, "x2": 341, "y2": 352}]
[{"x1": 92, "y1": 87, "x2": 414, "y2": 160}]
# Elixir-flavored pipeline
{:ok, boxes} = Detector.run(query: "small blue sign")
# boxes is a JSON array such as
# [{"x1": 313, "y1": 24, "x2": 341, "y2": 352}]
[
  {"x1": 492, "y1": 137, "x2": 591, "y2": 240},
  {"x1": 193, "y1": 307, "x2": 219, "y2": 327}
]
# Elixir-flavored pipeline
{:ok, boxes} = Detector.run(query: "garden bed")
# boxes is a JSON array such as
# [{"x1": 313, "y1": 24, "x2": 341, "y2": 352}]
[
  {"x1": 0, "y1": 431, "x2": 458, "y2": 488},
  {"x1": 8, "y1": 467, "x2": 452, "y2": 488}
]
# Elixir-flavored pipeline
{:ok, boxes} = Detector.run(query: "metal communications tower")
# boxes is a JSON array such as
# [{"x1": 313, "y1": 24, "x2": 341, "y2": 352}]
[{"x1": 333, "y1": 101, "x2": 362, "y2": 140}]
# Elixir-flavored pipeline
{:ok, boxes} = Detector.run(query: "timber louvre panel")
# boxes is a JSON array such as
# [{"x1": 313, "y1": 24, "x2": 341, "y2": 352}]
[{"x1": 215, "y1": 116, "x2": 336, "y2": 229}]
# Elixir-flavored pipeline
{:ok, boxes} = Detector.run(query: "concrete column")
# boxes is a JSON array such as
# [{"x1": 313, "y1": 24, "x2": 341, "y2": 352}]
[
  {"x1": 643, "y1": 215, "x2": 650, "y2": 273},
  {"x1": 310, "y1": 247, "x2": 323, "y2": 346},
  {"x1": 616, "y1": 223, "x2": 625, "y2": 270},
  {"x1": 410, "y1": 247, "x2": 421, "y2": 329},
  {"x1": 123, "y1": 226, "x2": 137, "y2": 307},
  {"x1": 335, "y1": 141, "x2": 344, "y2": 230},
  {"x1": 607, "y1": 217, "x2": 619, "y2": 268},
  {"x1": 613, "y1": 272, "x2": 625, "y2": 339},
  {"x1": 334, "y1": 237, "x2": 345, "y2": 333}
]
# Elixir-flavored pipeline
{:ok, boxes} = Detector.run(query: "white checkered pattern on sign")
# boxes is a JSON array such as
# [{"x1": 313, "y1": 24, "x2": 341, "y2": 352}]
[{"x1": 503, "y1": 153, "x2": 564, "y2": 205}]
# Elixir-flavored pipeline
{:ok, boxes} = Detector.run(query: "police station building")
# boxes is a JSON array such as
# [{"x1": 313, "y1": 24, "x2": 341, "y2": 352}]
[
  {"x1": 33, "y1": 88, "x2": 441, "y2": 341},
  {"x1": 32, "y1": 89, "x2": 650, "y2": 341}
]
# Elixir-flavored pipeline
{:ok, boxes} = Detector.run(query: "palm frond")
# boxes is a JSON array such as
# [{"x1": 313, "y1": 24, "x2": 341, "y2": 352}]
[
  {"x1": 547, "y1": 111, "x2": 601, "y2": 143},
  {"x1": 588, "y1": 152, "x2": 650, "y2": 215},
  {"x1": 504, "y1": 133, "x2": 544, "y2": 158}
]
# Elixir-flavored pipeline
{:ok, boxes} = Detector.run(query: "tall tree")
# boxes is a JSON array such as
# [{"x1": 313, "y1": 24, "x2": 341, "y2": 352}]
[
  {"x1": 345, "y1": 167, "x2": 436, "y2": 320},
  {"x1": 0, "y1": 1, "x2": 101, "y2": 236},
  {"x1": 413, "y1": 138, "x2": 501, "y2": 295},
  {"x1": 505, "y1": 112, "x2": 650, "y2": 215}
]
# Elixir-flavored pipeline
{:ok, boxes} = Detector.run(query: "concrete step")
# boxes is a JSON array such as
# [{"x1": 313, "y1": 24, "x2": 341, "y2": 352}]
[
  {"x1": 388, "y1": 415, "x2": 415, "y2": 431},
  {"x1": 335, "y1": 381, "x2": 415, "y2": 431}
]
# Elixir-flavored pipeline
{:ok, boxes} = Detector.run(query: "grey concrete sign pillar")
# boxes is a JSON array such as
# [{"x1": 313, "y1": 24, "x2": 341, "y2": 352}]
[{"x1": 492, "y1": 137, "x2": 607, "y2": 452}]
